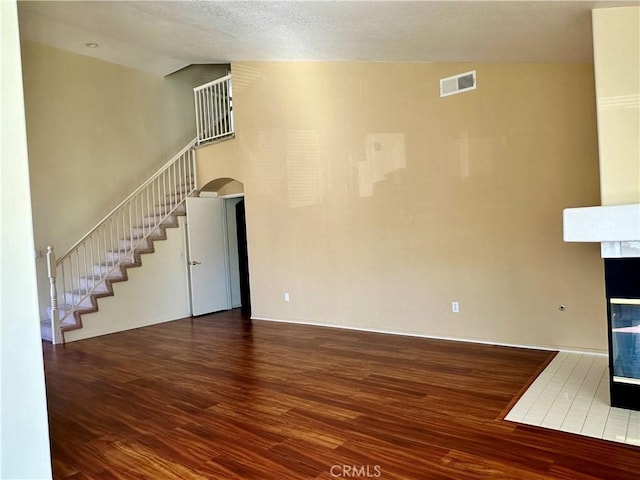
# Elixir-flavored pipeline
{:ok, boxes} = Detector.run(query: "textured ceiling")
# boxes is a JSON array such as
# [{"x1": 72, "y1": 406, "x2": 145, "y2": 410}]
[{"x1": 17, "y1": 0, "x2": 640, "y2": 76}]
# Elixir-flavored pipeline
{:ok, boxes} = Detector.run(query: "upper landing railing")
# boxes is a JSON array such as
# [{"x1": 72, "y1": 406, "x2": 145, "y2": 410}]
[{"x1": 194, "y1": 74, "x2": 234, "y2": 146}]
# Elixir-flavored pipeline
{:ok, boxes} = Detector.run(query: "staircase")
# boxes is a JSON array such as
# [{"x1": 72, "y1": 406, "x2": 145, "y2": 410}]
[
  {"x1": 43, "y1": 74, "x2": 234, "y2": 344},
  {"x1": 43, "y1": 144, "x2": 197, "y2": 344},
  {"x1": 40, "y1": 206, "x2": 189, "y2": 342}
]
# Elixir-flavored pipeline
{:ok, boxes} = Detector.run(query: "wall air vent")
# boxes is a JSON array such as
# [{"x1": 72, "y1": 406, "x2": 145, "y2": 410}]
[{"x1": 440, "y1": 70, "x2": 477, "y2": 98}]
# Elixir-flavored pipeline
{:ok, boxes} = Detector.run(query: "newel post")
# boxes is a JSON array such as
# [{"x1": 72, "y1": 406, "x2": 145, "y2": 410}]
[{"x1": 46, "y1": 246, "x2": 62, "y2": 344}]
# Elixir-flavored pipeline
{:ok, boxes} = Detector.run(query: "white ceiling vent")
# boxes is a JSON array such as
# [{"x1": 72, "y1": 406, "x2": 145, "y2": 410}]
[{"x1": 440, "y1": 70, "x2": 477, "y2": 98}]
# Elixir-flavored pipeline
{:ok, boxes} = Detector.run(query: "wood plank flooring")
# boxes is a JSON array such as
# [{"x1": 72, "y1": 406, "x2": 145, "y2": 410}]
[{"x1": 43, "y1": 310, "x2": 640, "y2": 479}]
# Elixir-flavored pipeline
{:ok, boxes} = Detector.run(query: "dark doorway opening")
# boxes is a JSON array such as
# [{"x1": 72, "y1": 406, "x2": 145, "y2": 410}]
[{"x1": 235, "y1": 199, "x2": 251, "y2": 317}]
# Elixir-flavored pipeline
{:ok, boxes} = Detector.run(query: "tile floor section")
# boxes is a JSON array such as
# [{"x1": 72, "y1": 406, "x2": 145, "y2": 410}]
[{"x1": 505, "y1": 351, "x2": 640, "y2": 446}]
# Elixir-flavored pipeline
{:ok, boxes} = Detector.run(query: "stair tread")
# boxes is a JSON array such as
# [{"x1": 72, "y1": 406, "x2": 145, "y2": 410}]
[
  {"x1": 41, "y1": 317, "x2": 75, "y2": 327},
  {"x1": 79, "y1": 274, "x2": 122, "y2": 280},
  {"x1": 66, "y1": 289, "x2": 93, "y2": 296}
]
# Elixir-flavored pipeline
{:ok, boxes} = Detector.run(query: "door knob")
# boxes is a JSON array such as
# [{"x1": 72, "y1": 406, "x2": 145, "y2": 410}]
[{"x1": 190, "y1": 260, "x2": 201, "y2": 266}]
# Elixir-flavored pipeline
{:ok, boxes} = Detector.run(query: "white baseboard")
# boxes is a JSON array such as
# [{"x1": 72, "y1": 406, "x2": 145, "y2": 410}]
[{"x1": 250, "y1": 315, "x2": 608, "y2": 357}]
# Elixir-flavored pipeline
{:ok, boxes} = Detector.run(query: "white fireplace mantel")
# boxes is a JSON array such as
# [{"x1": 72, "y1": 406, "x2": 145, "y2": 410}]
[{"x1": 563, "y1": 204, "x2": 640, "y2": 258}]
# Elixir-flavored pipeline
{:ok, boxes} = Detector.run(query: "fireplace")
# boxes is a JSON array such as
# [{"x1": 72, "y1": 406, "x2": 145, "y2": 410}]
[
  {"x1": 564, "y1": 209, "x2": 640, "y2": 411},
  {"x1": 605, "y1": 258, "x2": 640, "y2": 410}
]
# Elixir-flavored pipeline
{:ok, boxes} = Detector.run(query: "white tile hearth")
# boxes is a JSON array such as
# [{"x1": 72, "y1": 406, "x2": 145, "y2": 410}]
[{"x1": 505, "y1": 351, "x2": 640, "y2": 447}]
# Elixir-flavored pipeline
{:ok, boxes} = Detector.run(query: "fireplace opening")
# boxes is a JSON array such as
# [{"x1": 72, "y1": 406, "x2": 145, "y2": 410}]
[
  {"x1": 611, "y1": 299, "x2": 640, "y2": 385},
  {"x1": 605, "y1": 259, "x2": 640, "y2": 410}
]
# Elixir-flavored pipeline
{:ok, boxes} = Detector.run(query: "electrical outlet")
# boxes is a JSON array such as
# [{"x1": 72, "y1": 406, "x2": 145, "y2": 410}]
[
  {"x1": 452, "y1": 301, "x2": 459, "y2": 313},
  {"x1": 284, "y1": 292, "x2": 290, "y2": 302}
]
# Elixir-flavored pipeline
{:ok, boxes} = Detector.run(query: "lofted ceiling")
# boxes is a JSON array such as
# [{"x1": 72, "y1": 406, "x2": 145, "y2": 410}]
[{"x1": 17, "y1": 0, "x2": 640, "y2": 76}]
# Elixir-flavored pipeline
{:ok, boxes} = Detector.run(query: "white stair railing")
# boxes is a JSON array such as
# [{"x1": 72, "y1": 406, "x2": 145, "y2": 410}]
[
  {"x1": 45, "y1": 140, "x2": 197, "y2": 344},
  {"x1": 194, "y1": 74, "x2": 234, "y2": 146}
]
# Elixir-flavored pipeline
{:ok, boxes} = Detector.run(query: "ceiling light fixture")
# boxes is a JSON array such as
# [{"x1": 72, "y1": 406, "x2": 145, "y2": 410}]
[{"x1": 85, "y1": 42, "x2": 99, "y2": 48}]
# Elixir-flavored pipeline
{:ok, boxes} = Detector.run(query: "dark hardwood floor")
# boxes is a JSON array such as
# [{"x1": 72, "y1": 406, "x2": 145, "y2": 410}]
[{"x1": 43, "y1": 310, "x2": 640, "y2": 479}]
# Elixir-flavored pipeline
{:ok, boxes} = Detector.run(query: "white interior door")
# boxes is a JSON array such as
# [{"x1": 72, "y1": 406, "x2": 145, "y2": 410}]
[{"x1": 186, "y1": 197, "x2": 231, "y2": 316}]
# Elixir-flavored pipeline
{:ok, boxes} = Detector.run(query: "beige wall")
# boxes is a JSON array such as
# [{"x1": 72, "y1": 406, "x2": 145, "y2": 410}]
[
  {"x1": 592, "y1": 6, "x2": 640, "y2": 205},
  {"x1": 198, "y1": 62, "x2": 607, "y2": 352},
  {"x1": 20, "y1": 41, "x2": 226, "y2": 317},
  {"x1": 1, "y1": 2, "x2": 51, "y2": 477}
]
